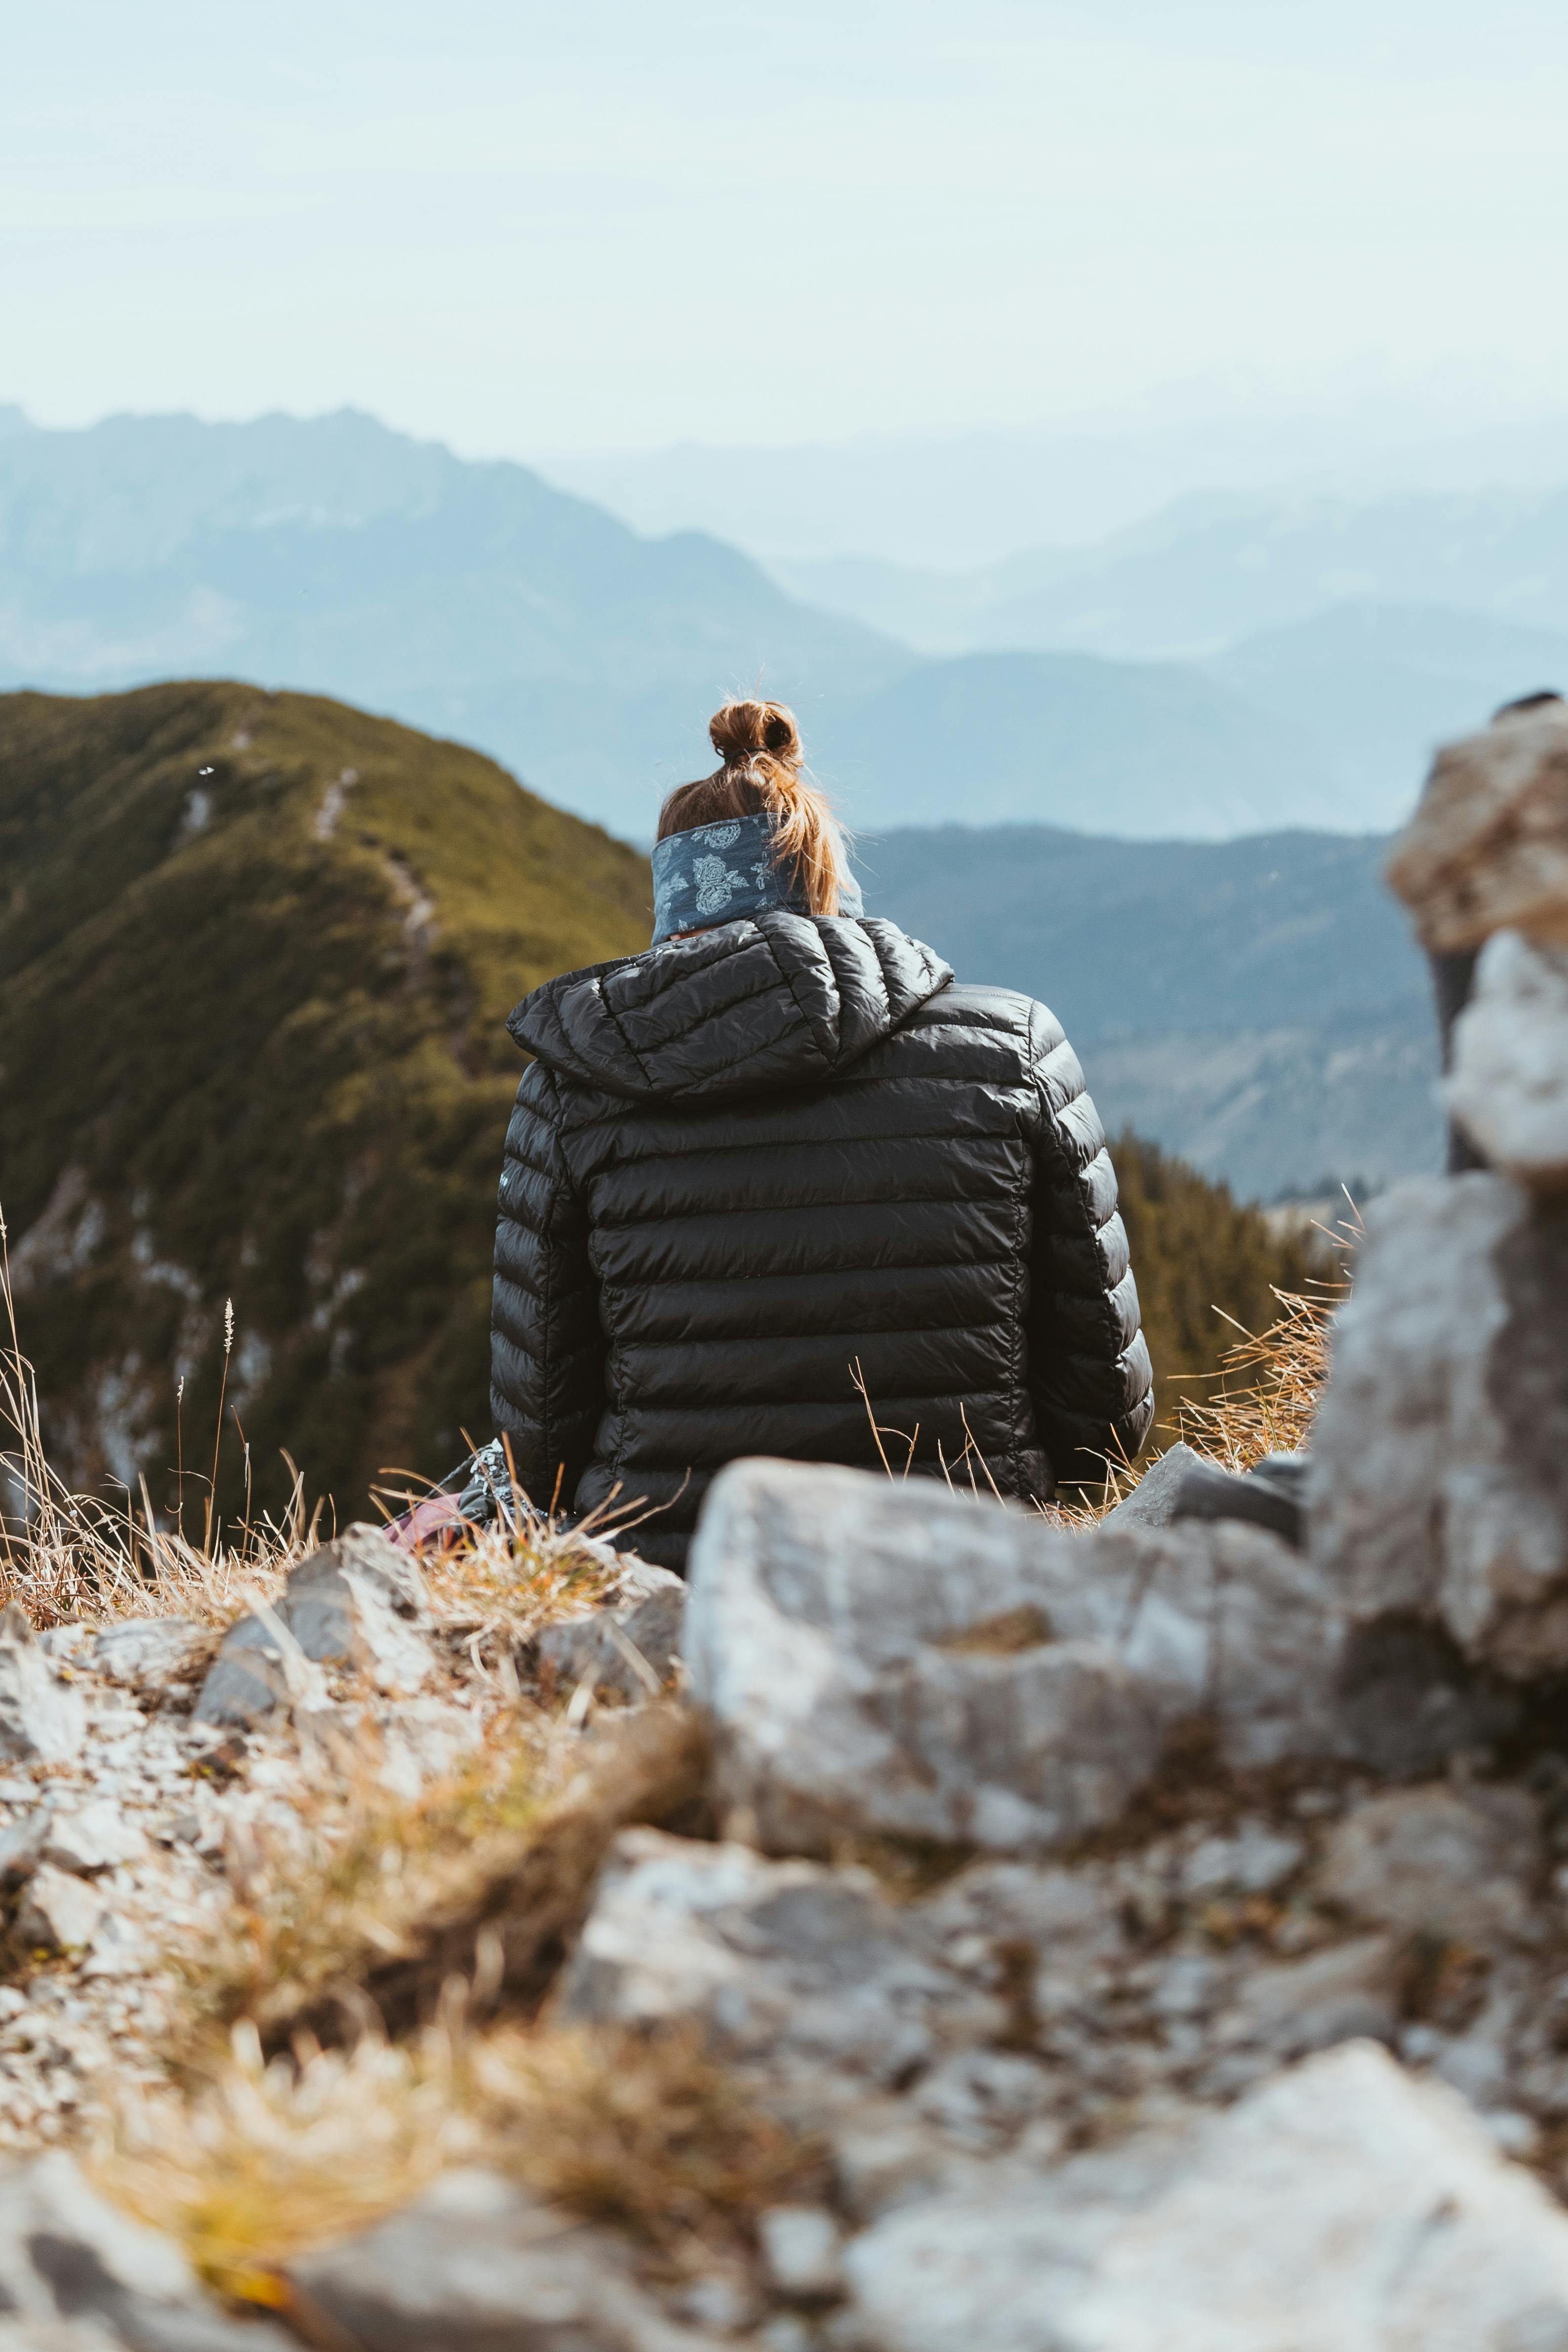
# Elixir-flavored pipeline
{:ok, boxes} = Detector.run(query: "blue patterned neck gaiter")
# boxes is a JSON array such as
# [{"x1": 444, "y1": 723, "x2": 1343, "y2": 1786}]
[{"x1": 650, "y1": 808, "x2": 863, "y2": 944}]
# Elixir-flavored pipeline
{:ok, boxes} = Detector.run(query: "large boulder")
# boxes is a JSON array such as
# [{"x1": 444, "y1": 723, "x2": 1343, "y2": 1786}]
[
  {"x1": 684, "y1": 1459, "x2": 1341, "y2": 1856},
  {"x1": 1385, "y1": 696, "x2": 1568, "y2": 955},
  {"x1": 841, "y1": 2040, "x2": 1568, "y2": 2352},
  {"x1": 1308, "y1": 1174, "x2": 1568, "y2": 1678},
  {"x1": 1447, "y1": 929, "x2": 1568, "y2": 1196}
]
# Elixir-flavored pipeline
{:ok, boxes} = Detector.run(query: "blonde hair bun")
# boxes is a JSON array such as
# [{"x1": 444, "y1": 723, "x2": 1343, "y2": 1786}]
[
  {"x1": 709, "y1": 699, "x2": 802, "y2": 770},
  {"x1": 658, "y1": 697, "x2": 851, "y2": 918}
]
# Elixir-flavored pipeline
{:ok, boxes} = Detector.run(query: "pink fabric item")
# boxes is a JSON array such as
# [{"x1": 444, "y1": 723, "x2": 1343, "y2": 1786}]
[{"x1": 386, "y1": 1492, "x2": 466, "y2": 1551}]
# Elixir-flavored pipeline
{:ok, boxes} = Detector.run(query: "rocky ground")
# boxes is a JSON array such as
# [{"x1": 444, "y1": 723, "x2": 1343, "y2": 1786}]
[{"x1": 0, "y1": 693, "x2": 1565, "y2": 2348}]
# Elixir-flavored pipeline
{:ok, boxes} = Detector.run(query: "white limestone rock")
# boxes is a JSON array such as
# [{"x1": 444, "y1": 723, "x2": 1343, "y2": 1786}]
[
  {"x1": 1098, "y1": 1444, "x2": 1203, "y2": 1532},
  {"x1": 536, "y1": 1563, "x2": 685, "y2": 1700},
  {"x1": 1447, "y1": 930, "x2": 1568, "y2": 1194},
  {"x1": 1386, "y1": 696, "x2": 1568, "y2": 954},
  {"x1": 686, "y1": 1459, "x2": 1342, "y2": 1855},
  {"x1": 90, "y1": 1620, "x2": 207, "y2": 1692},
  {"x1": 16, "y1": 1865, "x2": 104, "y2": 1954},
  {"x1": 40, "y1": 1801, "x2": 148, "y2": 1876},
  {"x1": 0, "y1": 1618, "x2": 84, "y2": 1768},
  {"x1": 555, "y1": 1827, "x2": 1002, "y2": 2087},
  {"x1": 843, "y1": 2041, "x2": 1568, "y2": 2352},
  {"x1": 1308, "y1": 1174, "x2": 1568, "y2": 1678},
  {"x1": 195, "y1": 1523, "x2": 433, "y2": 1724},
  {"x1": 757, "y1": 2206, "x2": 845, "y2": 2303},
  {"x1": 0, "y1": 2149, "x2": 293, "y2": 2347},
  {"x1": 1317, "y1": 1781, "x2": 1543, "y2": 1947},
  {"x1": 288, "y1": 2163, "x2": 722, "y2": 2351}
]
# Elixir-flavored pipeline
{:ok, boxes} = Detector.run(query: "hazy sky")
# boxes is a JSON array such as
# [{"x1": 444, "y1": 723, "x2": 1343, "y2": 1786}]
[{"x1": 7, "y1": 0, "x2": 1568, "y2": 458}]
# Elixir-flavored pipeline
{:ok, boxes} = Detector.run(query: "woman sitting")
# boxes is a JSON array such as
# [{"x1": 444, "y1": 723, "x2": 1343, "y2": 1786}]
[{"x1": 488, "y1": 698, "x2": 1153, "y2": 1570}]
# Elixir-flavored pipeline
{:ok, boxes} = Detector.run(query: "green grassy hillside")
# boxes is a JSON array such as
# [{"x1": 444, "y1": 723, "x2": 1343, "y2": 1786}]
[{"x1": 0, "y1": 681, "x2": 652, "y2": 1521}]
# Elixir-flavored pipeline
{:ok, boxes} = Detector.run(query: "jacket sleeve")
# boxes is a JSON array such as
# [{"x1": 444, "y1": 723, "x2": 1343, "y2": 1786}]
[
  {"x1": 489, "y1": 1061, "x2": 604, "y2": 1511},
  {"x1": 1023, "y1": 1001, "x2": 1155, "y2": 1488}
]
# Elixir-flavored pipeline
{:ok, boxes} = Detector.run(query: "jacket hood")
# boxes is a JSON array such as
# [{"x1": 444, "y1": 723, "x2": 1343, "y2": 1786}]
[{"x1": 509, "y1": 911, "x2": 953, "y2": 1104}]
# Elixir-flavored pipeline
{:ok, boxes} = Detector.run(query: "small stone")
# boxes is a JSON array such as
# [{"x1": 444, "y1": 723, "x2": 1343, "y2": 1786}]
[
  {"x1": 0, "y1": 1811, "x2": 45, "y2": 1883},
  {"x1": 557, "y1": 1828, "x2": 998, "y2": 2088},
  {"x1": 196, "y1": 1533, "x2": 433, "y2": 1725},
  {"x1": 536, "y1": 1570, "x2": 685, "y2": 1701},
  {"x1": 1211, "y1": 1934, "x2": 1401, "y2": 2065},
  {"x1": 674, "y1": 2268, "x2": 763, "y2": 2333},
  {"x1": 0, "y1": 1638, "x2": 85, "y2": 1767},
  {"x1": 40, "y1": 1799, "x2": 148, "y2": 1875},
  {"x1": 80, "y1": 1911, "x2": 151, "y2": 1980},
  {"x1": 189, "y1": 1630, "x2": 290, "y2": 1729},
  {"x1": 1317, "y1": 1782, "x2": 1542, "y2": 1947},
  {"x1": 757, "y1": 2318, "x2": 818, "y2": 2352},
  {"x1": 288, "y1": 2164, "x2": 721, "y2": 2350},
  {"x1": 1168, "y1": 1458, "x2": 1305, "y2": 1547},
  {"x1": 91, "y1": 1619, "x2": 208, "y2": 1691},
  {"x1": 16, "y1": 1866, "x2": 104, "y2": 1953},
  {"x1": 759, "y1": 2207, "x2": 845, "y2": 2304},
  {"x1": 1099, "y1": 1445, "x2": 1203, "y2": 1532},
  {"x1": 911, "y1": 2049, "x2": 1063, "y2": 2152},
  {"x1": 1180, "y1": 1823, "x2": 1305, "y2": 1901}
]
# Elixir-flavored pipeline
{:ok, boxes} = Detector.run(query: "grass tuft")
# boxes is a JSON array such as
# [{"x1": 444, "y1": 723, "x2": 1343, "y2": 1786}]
[
  {"x1": 187, "y1": 1703, "x2": 710, "y2": 2048},
  {"x1": 1, "y1": 1215, "x2": 309, "y2": 1628},
  {"x1": 102, "y1": 2012, "x2": 819, "y2": 2305}
]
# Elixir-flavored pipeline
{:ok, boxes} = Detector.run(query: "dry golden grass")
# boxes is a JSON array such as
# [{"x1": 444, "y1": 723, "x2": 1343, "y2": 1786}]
[
  {"x1": 415, "y1": 1507, "x2": 621, "y2": 1680},
  {"x1": 1170, "y1": 1281, "x2": 1340, "y2": 1470},
  {"x1": 188, "y1": 1702, "x2": 709, "y2": 2047},
  {"x1": 1093, "y1": 1200, "x2": 1357, "y2": 1507},
  {"x1": 102, "y1": 2021, "x2": 477, "y2": 2307},
  {"x1": 103, "y1": 2011, "x2": 817, "y2": 2308},
  {"x1": 1, "y1": 1219, "x2": 311, "y2": 1628},
  {"x1": 473, "y1": 2020, "x2": 822, "y2": 2256}
]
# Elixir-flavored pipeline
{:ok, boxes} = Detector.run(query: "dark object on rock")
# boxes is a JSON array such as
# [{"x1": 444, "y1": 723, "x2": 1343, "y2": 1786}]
[
  {"x1": 1170, "y1": 1456, "x2": 1307, "y2": 1549},
  {"x1": 492, "y1": 914, "x2": 1154, "y2": 1570}
]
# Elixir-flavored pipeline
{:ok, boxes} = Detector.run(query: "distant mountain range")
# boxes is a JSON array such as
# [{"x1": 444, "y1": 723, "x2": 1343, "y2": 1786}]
[
  {"x1": 0, "y1": 406, "x2": 902, "y2": 840},
  {"x1": 857, "y1": 822, "x2": 1442, "y2": 1202},
  {"x1": 776, "y1": 492, "x2": 1568, "y2": 831},
  {"x1": 4, "y1": 404, "x2": 1558, "y2": 845},
  {"x1": 541, "y1": 407, "x2": 1568, "y2": 568}
]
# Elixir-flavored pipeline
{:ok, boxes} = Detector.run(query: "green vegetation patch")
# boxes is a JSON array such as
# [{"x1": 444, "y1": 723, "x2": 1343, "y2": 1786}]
[{"x1": 0, "y1": 681, "x2": 651, "y2": 1521}]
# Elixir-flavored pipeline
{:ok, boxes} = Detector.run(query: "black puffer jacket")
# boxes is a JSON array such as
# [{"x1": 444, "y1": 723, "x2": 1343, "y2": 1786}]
[{"x1": 490, "y1": 912, "x2": 1153, "y2": 1569}]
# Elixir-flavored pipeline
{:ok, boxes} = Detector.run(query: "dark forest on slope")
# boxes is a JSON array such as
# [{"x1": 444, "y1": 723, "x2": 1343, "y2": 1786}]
[{"x1": 1, "y1": 684, "x2": 1314, "y2": 1527}]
